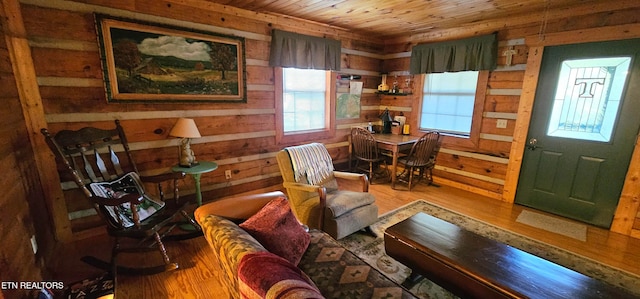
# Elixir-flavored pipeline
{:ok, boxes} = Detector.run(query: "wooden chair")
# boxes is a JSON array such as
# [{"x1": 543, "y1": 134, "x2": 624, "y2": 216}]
[
  {"x1": 423, "y1": 132, "x2": 443, "y2": 185},
  {"x1": 350, "y1": 127, "x2": 390, "y2": 184},
  {"x1": 41, "y1": 120, "x2": 201, "y2": 276},
  {"x1": 396, "y1": 131, "x2": 441, "y2": 190},
  {"x1": 276, "y1": 143, "x2": 378, "y2": 239}
]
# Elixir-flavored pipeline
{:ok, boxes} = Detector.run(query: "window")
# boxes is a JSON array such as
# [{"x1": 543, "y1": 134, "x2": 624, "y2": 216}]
[
  {"x1": 282, "y1": 68, "x2": 327, "y2": 132},
  {"x1": 417, "y1": 71, "x2": 487, "y2": 148},
  {"x1": 420, "y1": 71, "x2": 479, "y2": 135},
  {"x1": 547, "y1": 57, "x2": 630, "y2": 142},
  {"x1": 275, "y1": 67, "x2": 335, "y2": 144}
]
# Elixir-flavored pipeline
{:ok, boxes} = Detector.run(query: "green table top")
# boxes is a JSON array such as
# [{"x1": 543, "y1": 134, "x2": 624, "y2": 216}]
[{"x1": 171, "y1": 161, "x2": 218, "y2": 174}]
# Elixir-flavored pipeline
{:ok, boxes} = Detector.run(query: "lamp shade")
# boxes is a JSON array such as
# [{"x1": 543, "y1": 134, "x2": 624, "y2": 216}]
[{"x1": 169, "y1": 118, "x2": 201, "y2": 138}]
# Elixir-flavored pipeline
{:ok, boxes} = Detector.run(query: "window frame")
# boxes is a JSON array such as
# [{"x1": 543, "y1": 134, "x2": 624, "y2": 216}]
[
  {"x1": 275, "y1": 67, "x2": 336, "y2": 145},
  {"x1": 414, "y1": 70, "x2": 489, "y2": 149}
]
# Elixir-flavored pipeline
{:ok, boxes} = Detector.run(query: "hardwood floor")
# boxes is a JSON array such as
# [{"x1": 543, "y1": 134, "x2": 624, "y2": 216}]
[{"x1": 49, "y1": 181, "x2": 640, "y2": 298}]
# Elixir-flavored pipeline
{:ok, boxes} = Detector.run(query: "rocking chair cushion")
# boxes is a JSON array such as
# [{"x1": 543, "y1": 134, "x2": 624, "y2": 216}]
[
  {"x1": 89, "y1": 172, "x2": 165, "y2": 228},
  {"x1": 240, "y1": 196, "x2": 311, "y2": 266}
]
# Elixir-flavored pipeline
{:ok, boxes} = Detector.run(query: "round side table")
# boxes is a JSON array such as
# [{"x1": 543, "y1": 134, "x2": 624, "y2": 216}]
[{"x1": 172, "y1": 161, "x2": 218, "y2": 206}]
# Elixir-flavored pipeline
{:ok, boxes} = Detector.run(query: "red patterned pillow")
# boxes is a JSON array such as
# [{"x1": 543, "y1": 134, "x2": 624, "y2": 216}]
[
  {"x1": 239, "y1": 196, "x2": 311, "y2": 265},
  {"x1": 238, "y1": 252, "x2": 324, "y2": 299}
]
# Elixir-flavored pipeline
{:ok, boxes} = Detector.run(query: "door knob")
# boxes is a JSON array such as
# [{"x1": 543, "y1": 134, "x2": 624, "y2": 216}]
[{"x1": 526, "y1": 138, "x2": 538, "y2": 150}]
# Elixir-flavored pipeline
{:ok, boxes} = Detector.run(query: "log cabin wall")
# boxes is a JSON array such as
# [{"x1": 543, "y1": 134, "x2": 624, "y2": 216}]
[
  {"x1": 380, "y1": 6, "x2": 640, "y2": 237},
  {"x1": 6, "y1": 0, "x2": 640, "y2": 258},
  {"x1": 0, "y1": 0, "x2": 56, "y2": 296},
  {"x1": 379, "y1": 34, "x2": 528, "y2": 199},
  {"x1": 21, "y1": 0, "x2": 384, "y2": 240}
]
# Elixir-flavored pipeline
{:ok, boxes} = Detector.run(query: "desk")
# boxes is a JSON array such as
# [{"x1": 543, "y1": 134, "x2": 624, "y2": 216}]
[
  {"x1": 372, "y1": 134, "x2": 419, "y2": 188},
  {"x1": 172, "y1": 161, "x2": 218, "y2": 206}
]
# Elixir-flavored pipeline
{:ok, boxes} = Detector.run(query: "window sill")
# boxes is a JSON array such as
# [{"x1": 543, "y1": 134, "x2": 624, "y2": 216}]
[{"x1": 277, "y1": 128, "x2": 334, "y2": 145}]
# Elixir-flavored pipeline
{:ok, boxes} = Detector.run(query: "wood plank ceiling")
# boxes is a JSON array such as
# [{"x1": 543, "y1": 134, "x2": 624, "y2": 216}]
[{"x1": 204, "y1": 0, "x2": 629, "y2": 38}]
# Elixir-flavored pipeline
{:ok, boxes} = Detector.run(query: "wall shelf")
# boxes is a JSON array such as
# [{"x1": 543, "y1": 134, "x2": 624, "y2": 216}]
[{"x1": 376, "y1": 91, "x2": 412, "y2": 96}]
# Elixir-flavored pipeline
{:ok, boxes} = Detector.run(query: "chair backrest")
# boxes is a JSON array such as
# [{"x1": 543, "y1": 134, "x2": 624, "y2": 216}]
[
  {"x1": 276, "y1": 143, "x2": 338, "y2": 228},
  {"x1": 41, "y1": 120, "x2": 137, "y2": 198},
  {"x1": 351, "y1": 127, "x2": 380, "y2": 161},
  {"x1": 41, "y1": 120, "x2": 168, "y2": 229},
  {"x1": 428, "y1": 132, "x2": 444, "y2": 166},
  {"x1": 282, "y1": 143, "x2": 336, "y2": 187},
  {"x1": 406, "y1": 131, "x2": 441, "y2": 167}
]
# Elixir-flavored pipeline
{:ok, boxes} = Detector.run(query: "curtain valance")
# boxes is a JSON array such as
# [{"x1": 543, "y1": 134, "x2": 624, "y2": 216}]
[
  {"x1": 410, "y1": 33, "x2": 497, "y2": 74},
  {"x1": 269, "y1": 29, "x2": 341, "y2": 71}
]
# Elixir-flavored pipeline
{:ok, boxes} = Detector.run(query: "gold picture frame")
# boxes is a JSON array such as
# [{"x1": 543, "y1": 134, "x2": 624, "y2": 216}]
[{"x1": 95, "y1": 15, "x2": 246, "y2": 102}]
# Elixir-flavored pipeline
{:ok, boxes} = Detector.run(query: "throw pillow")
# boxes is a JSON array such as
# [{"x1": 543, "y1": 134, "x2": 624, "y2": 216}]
[
  {"x1": 88, "y1": 172, "x2": 164, "y2": 228},
  {"x1": 238, "y1": 251, "x2": 324, "y2": 299},
  {"x1": 239, "y1": 196, "x2": 310, "y2": 265}
]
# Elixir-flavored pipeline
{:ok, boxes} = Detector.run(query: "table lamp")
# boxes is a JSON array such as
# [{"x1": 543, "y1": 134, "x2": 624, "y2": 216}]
[{"x1": 169, "y1": 118, "x2": 201, "y2": 167}]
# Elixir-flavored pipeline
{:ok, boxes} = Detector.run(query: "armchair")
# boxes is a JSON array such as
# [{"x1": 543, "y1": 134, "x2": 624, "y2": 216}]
[{"x1": 276, "y1": 143, "x2": 378, "y2": 239}]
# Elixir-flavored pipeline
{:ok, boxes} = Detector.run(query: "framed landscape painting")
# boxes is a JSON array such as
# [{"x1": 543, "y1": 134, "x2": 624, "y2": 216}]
[{"x1": 95, "y1": 15, "x2": 246, "y2": 102}]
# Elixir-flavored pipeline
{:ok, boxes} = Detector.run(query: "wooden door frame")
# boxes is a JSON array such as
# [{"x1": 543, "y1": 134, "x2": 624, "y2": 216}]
[{"x1": 503, "y1": 23, "x2": 640, "y2": 236}]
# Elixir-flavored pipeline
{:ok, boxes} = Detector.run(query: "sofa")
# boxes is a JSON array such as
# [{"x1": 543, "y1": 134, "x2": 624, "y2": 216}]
[{"x1": 194, "y1": 191, "x2": 417, "y2": 299}]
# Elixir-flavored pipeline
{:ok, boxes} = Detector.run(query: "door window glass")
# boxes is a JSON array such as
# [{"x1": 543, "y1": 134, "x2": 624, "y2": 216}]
[{"x1": 547, "y1": 57, "x2": 631, "y2": 142}]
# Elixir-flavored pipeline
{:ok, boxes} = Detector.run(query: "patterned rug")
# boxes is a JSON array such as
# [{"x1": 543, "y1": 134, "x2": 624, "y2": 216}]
[
  {"x1": 299, "y1": 230, "x2": 417, "y2": 298},
  {"x1": 337, "y1": 200, "x2": 640, "y2": 299}
]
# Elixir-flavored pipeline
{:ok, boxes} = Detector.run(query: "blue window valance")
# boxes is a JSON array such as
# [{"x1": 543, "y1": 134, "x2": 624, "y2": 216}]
[
  {"x1": 269, "y1": 29, "x2": 341, "y2": 71},
  {"x1": 410, "y1": 33, "x2": 497, "y2": 74}
]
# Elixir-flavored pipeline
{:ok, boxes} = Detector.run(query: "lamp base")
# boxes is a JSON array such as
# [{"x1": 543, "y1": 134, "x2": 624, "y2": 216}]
[{"x1": 178, "y1": 161, "x2": 200, "y2": 168}]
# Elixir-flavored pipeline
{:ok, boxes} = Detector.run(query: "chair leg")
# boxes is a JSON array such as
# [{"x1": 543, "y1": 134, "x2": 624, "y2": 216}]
[
  {"x1": 408, "y1": 166, "x2": 415, "y2": 190},
  {"x1": 368, "y1": 162, "x2": 374, "y2": 184},
  {"x1": 352, "y1": 159, "x2": 361, "y2": 173},
  {"x1": 151, "y1": 231, "x2": 180, "y2": 271},
  {"x1": 111, "y1": 241, "x2": 120, "y2": 277},
  {"x1": 379, "y1": 160, "x2": 390, "y2": 183},
  {"x1": 363, "y1": 226, "x2": 377, "y2": 238},
  {"x1": 81, "y1": 233, "x2": 180, "y2": 276},
  {"x1": 154, "y1": 232, "x2": 172, "y2": 265}
]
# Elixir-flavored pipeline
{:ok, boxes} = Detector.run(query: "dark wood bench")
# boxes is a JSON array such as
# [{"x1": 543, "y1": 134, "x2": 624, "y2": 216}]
[{"x1": 384, "y1": 212, "x2": 637, "y2": 299}]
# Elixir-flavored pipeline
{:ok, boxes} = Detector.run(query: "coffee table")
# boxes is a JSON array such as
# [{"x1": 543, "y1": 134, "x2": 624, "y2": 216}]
[{"x1": 384, "y1": 212, "x2": 635, "y2": 299}]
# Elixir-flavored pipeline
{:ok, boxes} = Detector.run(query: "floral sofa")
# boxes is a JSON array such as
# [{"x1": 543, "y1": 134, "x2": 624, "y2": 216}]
[{"x1": 194, "y1": 191, "x2": 416, "y2": 299}]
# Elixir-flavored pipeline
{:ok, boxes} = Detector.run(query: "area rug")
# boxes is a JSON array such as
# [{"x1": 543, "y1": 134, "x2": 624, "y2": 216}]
[
  {"x1": 516, "y1": 209, "x2": 587, "y2": 241},
  {"x1": 337, "y1": 200, "x2": 640, "y2": 299}
]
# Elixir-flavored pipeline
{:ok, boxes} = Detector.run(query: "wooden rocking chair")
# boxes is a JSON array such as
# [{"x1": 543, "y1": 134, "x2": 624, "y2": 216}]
[{"x1": 41, "y1": 120, "x2": 201, "y2": 276}]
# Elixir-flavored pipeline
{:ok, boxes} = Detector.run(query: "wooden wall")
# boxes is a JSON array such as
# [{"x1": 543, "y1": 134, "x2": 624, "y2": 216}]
[
  {"x1": 4, "y1": 3, "x2": 640, "y2": 289},
  {"x1": 22, "y1": 0, "x2": 384, "y2": 240},
  {"x1": 379, "y1": 37, "x2": 525, "y2": 199},
  {"x1": 380, "y1": 7, "x2": 640, "y2": 235},
  {"x1": 2, "y1": 1, "x2": 639, "y2": 295},
  {"x1": 0, "y1": 0, "x2": 55, "y2": 297}
]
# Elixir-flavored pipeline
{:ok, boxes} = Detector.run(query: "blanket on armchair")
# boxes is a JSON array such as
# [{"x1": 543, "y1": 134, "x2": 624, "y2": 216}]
[{"x1": 285, "y1": 143, "x2": 334, "y2": 185}]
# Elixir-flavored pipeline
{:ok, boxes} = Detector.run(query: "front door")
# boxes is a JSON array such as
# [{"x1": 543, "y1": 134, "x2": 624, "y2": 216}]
[{"x1": 515, "y1": 39, "x2": 640, "y2": 228}]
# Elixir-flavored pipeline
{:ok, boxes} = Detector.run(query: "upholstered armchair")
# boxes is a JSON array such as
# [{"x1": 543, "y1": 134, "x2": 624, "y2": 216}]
[{"x1": 276, "y1": 143, "x2": 379, "y2": 239}]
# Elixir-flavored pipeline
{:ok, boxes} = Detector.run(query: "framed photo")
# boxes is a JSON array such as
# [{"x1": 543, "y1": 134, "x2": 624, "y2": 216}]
[{"x1": 95, "y1": 15, "x2": 246, "y2": 102}]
